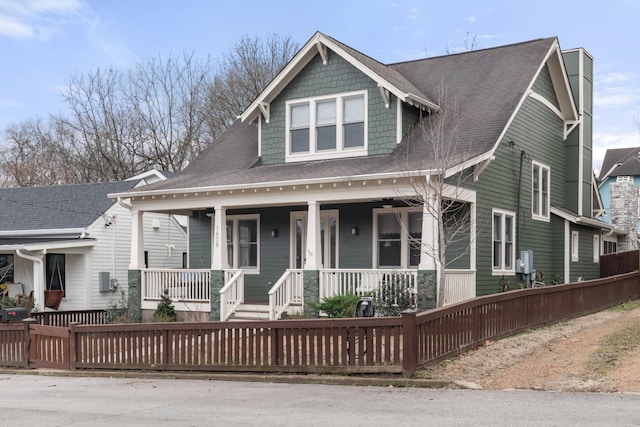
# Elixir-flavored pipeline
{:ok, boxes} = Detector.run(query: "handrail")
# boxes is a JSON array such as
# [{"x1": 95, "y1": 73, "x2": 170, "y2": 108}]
[
  {"x1": 219, "y1": 270, "x2": 244, "y2": 321},
  {"x1": 268, "y1": 269, "x2": 303, "y2": 320}
]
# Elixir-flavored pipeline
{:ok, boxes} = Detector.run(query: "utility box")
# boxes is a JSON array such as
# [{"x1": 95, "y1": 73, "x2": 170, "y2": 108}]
[
  {"x1": 516, "y1": 250, "x2": 534, "y2": 274},
  {"x1": 99, "y1": 272, "x2": 111, "y2": 292},
  {"x1": 2, "y1": 307, "x2": 28, "y2": 322}
]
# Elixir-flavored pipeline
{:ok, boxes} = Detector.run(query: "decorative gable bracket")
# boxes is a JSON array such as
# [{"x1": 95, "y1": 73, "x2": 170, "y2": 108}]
[
  {"x1": 564, "y1": 119, "x2": 580, "y2": 140},
  {"x1": 259, "y1": 102, "x2": 270, "y2": 124},
  {"x1": 378, "y1": 85, "x2": 390, "y2": 109},
  {"x1": 315, "y1": 41, "x2": 328, "y2": 65},
  {"x1": 473, "y1": 157, "x2": 494, "y2": 182}
]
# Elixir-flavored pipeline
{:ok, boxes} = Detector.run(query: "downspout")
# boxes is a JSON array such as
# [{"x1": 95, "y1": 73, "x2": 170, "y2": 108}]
[{"x1": 16, "y1": 248, "x2": 46, "y2": 312}]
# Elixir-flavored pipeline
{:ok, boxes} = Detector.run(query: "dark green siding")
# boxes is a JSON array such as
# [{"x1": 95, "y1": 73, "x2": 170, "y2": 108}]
[
  {"x1": 571, "y1": 224, "x2": 600, "y2": 282},
  {"x1": 334, "y1": 203, "x2": 374, "y2": 268},
  {"x1": 260, "y1": 50, "x2": 398, "y2": 165},
  {"x1": 470, "y1": 79, "x2": 566, "y2": 295},
  {"x1": 243, "y1": 207, "x2": 292, "y2": 302},
  {"x1": 550, "y1": 216, "x2": 566, "y2": 283},
  {"x1": 188, "y1": 212, "x2": 211, "y2": 269}
]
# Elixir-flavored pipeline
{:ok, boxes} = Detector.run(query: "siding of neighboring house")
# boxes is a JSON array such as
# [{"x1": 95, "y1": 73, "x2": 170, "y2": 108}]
[
  {"x1": 60, "y1": 253, "x2": 88, "y2": 310},
  {"x1": 471, "y1": 70, "x2": 567, "y2": 296},
  {"x1": 260, "y1": 51, "x2": 398, "y2": 165}
]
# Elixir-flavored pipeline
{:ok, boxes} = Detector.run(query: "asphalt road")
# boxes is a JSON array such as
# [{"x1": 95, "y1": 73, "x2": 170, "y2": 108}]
[{"x1": 0, "y1": 373, "x2": 638, "y2": 426}]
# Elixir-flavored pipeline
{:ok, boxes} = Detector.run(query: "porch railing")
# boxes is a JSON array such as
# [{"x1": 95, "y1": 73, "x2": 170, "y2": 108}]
[
  {"x1": 442, "y1": 269, "x2": 476, "y2": 305},
  {"x1": 220, "y1": 270, "x2": 244, "y2": 321},
  {"x1": 268, "y1": 269, "x2": 304, "y2": 320},
  {"x1": 319, "y1": 269, "x2": 418, "y2": 300},
  {"x1": 141, "y1": 268, "x2": 210, "y2": 311}
]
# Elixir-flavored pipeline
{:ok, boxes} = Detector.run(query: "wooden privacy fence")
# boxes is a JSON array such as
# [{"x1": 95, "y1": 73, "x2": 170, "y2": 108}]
[
  {"x1": 600, "y1": 249, "x2": 639, "y2": 277},
  {"x1": 1, "y1": 272, "x2": 638, "y2": 376}
]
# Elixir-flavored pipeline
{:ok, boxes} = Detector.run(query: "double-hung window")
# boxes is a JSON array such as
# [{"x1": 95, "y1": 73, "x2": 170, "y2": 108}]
[
  {"x1": 492, "y1": 209, "x2": 515, "y2": 274},
  {"x1": 226, "y1": 215, "x2": 259, "y2": 271},
  {"x1": 532, "y1": 161, "x2": 550, "y2": 220},
  {"x1": 375, "y1": 208, "x2": 421, "y2": 269},
  {"x1": 287, "y1": 91, "x2": 366, "y2": 162}
]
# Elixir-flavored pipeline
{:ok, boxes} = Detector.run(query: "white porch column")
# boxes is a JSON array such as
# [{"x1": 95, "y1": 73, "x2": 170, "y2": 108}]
[
  {"x1": 304, "y1": 200, "x2": 322, "y2": 270},
  {"x1": 15, "y1": 249, "x2": 44, "y2": 312},
  {"x1": 211, "y1": 205, "x2": 228, "y2": 270},
  {"x1": 418, "y1": 195, "x2": 438, "y2": 270},
  {"x1": 129, "y1": 210, "x2": 144, "y2": 269}
]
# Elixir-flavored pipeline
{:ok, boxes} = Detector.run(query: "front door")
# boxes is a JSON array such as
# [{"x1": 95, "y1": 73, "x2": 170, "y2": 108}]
[{"x1": 291, "y1": 210, "x2": 338, "y2": 269}]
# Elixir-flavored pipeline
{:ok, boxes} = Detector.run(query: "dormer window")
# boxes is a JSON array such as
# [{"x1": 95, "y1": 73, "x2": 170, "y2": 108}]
[{"x1": 286, "y1": 91, "x2": 367, "y2": 162}]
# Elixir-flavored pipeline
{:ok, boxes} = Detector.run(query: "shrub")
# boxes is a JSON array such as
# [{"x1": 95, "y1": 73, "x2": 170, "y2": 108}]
[
  {"x1": 373, "y1": 276, "x2": 415, "y2": 317},
  {"x1": 153, "y1": 289, "x2": 177, "y2": 322},
  {"x1": 106, "y1": 289, "x2": 134, "y2": 323},
  {"x1": 308, "y1": 294, "x2": 361, "y2": 318}
]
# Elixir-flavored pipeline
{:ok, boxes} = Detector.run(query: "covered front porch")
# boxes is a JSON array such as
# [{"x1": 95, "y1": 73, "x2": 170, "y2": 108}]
[
  {"x1": 140, "y1": 267, "x2": 476, "y2": 320},
  {"x1": 125, "y1": 175, "x2": 477, "y2": 321}
]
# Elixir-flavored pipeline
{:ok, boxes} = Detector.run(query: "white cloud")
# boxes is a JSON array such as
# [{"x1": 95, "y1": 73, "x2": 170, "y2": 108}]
[
  {"x1": 0, "y1": 12, "x2": 33, "y2": 37},
  {"x1": 0, "y1": 0, "x2": 82, "y2": 39},
  {"x1": 592, "y1": 131, "x2": 640, "y2": 173},
  {"x1": 595, "y1": 92, "x2": 640, "y2": 107},
  {"x1": 598, "y1": 72, "x2": 634, "y2": 84},
  {"x1": 465, "y1": 16, "x2": 477, "y2": 23}
]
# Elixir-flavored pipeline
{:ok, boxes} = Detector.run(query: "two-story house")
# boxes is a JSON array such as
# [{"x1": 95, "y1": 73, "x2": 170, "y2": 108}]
[
  {"x1": 597, "y1": 147, "x2": 640, "y2": 251},
  {"x1": 111, "y1": 32, "x2": 613, "y2": 321}
]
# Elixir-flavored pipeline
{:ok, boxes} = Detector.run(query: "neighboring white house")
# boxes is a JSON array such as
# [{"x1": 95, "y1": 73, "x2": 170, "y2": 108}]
[{"x1": 0, "y1": 171, "x2": 187, "y2": 312}]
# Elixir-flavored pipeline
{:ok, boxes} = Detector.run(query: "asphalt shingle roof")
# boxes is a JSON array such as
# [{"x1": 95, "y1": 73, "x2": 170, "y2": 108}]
[
  {"x1": 133, "y1": 35, "x2": 557, "y2": 194},
  {"x1": 599, "y1": 147, "x2": 640, "y2": 180},
  {"x1": 0, "y1": 180, "x2": 138, "y2": 231}
]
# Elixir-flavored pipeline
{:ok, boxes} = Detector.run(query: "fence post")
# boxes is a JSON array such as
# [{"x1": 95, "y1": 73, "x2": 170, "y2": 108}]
[
  {"x1": 401, "y1": 309, "x2": 417, "y2": 377},
  {"x1": 22, "y1": 318, "x2": 36, "y2": 369},
  {"x1": 69, "y1": 322, "x2": 79, "y2": 370}
]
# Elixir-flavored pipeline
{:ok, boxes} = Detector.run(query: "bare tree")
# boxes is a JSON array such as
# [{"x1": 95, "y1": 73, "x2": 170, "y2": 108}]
[
  {"x1": 1, "y1": 32, "x2": 299, "y2": 186},
  {"x1": 397, "y1": 82, "x2": 475, "y2": 308},
  {"x1": 61, "y1": 52, "x2": 215, "y2": 180},
  {"x1": 0, "y1": 118, "x2": 77, "y2": 186},
  {"x1": 205, "y1": 33, "x2": 299, "y2": 137}
]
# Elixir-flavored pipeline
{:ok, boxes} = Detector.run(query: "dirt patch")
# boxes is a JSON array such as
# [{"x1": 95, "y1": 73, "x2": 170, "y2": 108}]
[{"x1": 417, "y1": 302, "x2": 640, "y2": 392}]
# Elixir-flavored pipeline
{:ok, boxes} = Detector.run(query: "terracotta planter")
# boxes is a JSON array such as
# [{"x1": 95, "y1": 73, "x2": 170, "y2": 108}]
[{"x1": 44, "y1": 290, "x2": 64, "y2": 310}]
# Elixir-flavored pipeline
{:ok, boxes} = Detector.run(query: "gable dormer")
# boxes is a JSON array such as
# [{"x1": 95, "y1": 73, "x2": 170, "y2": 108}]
[{"x1": 240, "y1": 32, "x2": 438, "y2": 165}]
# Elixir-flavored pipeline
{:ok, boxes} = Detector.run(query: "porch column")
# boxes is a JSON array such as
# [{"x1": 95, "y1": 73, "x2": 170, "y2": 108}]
[
  {"x1": 127, "y1": 209, "x2": 144, "y2": 322},
  {"x1": 15, "y1": 249, "x2": 44, "y2": 312},
  {"x1": 418, "y1": 195, "x2": 438, "y2": 310},
  {"x1": 210, "y1": 205, "x2": 227, "y2": 320},
  {"x1": 128, "y1": 209, "x2": 144, "y2": 270},
  {"x1": 303, "y1": 200, "x2": 322, "y2": 317}
]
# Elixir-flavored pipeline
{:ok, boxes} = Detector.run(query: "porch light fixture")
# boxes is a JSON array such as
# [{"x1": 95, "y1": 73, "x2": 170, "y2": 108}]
[
  {"x1": 382, "y1": 204, "x2": 393, "y2": 209},
  {"x1": 351, "y1": 226, "x2": 359, "y2": 236},
  {"x1": 271, "y1": 228, "x2": 279, "y2": 238}
]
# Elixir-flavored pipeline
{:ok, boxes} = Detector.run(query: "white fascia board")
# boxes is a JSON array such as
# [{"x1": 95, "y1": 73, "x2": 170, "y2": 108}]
[
  {"x1": 0, "y1": 228, "x2": 86, "y2": 237},
  {"x1": 547, "y1": 43, "x2": 579, "y2": 121},
  {"x1": 0, "y1": 239, "x2": 96, "y2": 251},
  {"x1": 550, "y1": 206, "x2": 619, "y2": 232},
  {"x1": 484, "y1": 41, "x2": 576, "y2": 164},
  {"x1": 240, "y1": 32, "x2": 438, "y2": 124}
]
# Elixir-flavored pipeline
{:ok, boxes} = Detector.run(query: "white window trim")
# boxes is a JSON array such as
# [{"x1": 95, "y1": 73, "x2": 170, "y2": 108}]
[
  {"x1": 617, "y1": 175, "x2": 632, "y2": 183},
  {"x1": 373, "y1": 207, "x2": 421, "y2": 269},
  {"x1": 227, "y1": 214, "x2": 260, "y2": 274},
  {"x1": 492, "y1": 208, "x2": 516, "y2": 275},
  {"x1": 593, "y1": 234, "x2": 600, "y2": 263},
  {"x1": 532, "y1": 161, "x2": 550, "y2": 222},
  {"x1": 571, "y1": 230, "x2": 579, "y2": 262},
  {"x1": 285, "y1": 90, "x2": 368, "y2": 163}
]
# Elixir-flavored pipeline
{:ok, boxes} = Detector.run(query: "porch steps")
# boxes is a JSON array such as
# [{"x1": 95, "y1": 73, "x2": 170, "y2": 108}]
[{"x1": 228, "y1": 304, "x2": 270, "y2": 321}]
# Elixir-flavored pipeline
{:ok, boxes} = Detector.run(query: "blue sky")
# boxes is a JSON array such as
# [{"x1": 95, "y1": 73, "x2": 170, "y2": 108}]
[{"x1": 1, "y1": 0, "x2": 639, "y2": 172}]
